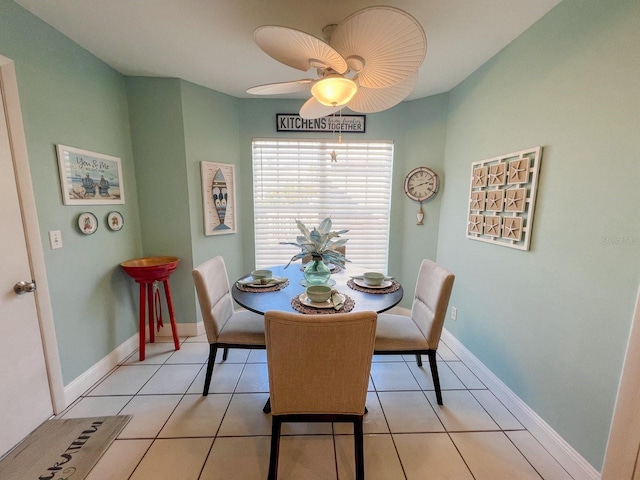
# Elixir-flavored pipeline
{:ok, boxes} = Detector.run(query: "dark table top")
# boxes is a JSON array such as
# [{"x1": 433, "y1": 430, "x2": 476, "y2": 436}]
[{"x1": 232, "y1": 264, "x2": 403, "y2": 315}]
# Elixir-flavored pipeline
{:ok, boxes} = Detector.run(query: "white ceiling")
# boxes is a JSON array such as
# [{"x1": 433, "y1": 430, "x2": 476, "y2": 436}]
[{"x1": 15, "y1": 0, "x2": 562, "y2": 102}]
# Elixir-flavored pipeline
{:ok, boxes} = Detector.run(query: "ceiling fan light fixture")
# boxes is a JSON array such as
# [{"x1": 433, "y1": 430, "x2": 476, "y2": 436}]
[{"x1": 311, "y1": 76, "x2": 357, "y2": 106}]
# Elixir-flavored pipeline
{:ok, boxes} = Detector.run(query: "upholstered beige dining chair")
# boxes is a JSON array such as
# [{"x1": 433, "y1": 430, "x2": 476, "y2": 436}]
[
  {"x1": 192, "y1": 256, "x2": 265, "y2": 396},
  {"x1": 264, "y1": 310, "x2": 377, "y2": 480},
  {"x1": 374, "y1": 259, "x2": 455, "y2": 405}
]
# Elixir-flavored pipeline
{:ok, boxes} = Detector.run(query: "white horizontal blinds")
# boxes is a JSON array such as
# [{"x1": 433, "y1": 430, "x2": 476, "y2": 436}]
[{"x1": 252, "y1": 139, "x2": 393, "y2": 272}]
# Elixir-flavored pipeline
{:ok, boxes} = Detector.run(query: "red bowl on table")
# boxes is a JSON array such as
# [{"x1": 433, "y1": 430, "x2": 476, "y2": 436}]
[{"x1": 120, "y1": 256, "x2": 180, "y2": 282}]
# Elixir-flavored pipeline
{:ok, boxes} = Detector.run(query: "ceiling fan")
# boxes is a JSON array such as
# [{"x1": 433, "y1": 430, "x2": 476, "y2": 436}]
[{"x1": 246, "y1": 6, "x2": 427, "y2": 119}]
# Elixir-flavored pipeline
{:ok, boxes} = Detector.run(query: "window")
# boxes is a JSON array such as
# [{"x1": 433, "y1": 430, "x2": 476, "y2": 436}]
[{"x1": 252, "y1": 139, "x2": 394, "y2": 271}]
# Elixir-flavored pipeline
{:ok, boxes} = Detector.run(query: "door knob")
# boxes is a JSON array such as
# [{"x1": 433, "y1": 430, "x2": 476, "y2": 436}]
[{"x1": 14, "y1": 280, "x2": 37, "y2": 295}]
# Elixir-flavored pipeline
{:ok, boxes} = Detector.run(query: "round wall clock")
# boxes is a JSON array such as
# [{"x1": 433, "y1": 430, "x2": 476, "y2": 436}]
[{"x1": 404, "y1": 166, "x2": 439, "y2": 202}]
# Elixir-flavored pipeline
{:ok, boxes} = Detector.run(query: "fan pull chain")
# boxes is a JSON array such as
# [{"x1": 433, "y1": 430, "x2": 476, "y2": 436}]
[{"x1": 330, "y1": 111, "x2": 338, "y2": 162}]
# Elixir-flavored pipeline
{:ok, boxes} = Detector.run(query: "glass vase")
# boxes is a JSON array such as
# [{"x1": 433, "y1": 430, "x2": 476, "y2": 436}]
[{"x1": 303, "y1": 257, "x2": 331, "y2": 285}]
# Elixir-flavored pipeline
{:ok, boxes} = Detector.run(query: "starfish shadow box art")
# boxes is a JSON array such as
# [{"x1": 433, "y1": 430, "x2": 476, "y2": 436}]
[
  {"x1": 466, "y1": 147, "x2": 542, "y2": 251},
  {"x1": 201, "y1": 161, "x2": 237, "y2": 235}
]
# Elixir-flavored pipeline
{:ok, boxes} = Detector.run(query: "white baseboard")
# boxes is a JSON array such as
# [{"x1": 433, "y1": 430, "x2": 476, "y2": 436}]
[
  {"x1": 63, "y1": 332, "x2": 140, "y2": 407},
  {"x1": 441, "y1": 329, "x2": 601, "y2": 480},
  {"x1": 155, "y1": 321, "x2": 204, "y2": 337}
]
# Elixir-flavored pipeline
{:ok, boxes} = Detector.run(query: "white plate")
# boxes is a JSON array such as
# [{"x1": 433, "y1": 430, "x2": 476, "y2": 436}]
[
  {"x1": 353, "y1": 278, "x2": 393, "y2": 289},
  {"x1": 299, "y1": 292, "x2": 345, "y2": 309},
  {"x1": 238, "y1": 276, "x2": 286, "y2": 288},
  {"x1": 299, "y1": 278, "x2": 336, "y2": 287}
]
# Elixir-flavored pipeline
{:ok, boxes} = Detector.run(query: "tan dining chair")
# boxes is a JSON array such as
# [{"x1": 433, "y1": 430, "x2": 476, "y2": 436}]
[
  {"x1": 264, "y1": 310, "x2": 377, "y2": 480},
  {"x1": 192, "y1": 256, "x2": 265, "y2": 396},
  {"x1": 374, "y1": 259, "x2": 455, "y2": 405}
]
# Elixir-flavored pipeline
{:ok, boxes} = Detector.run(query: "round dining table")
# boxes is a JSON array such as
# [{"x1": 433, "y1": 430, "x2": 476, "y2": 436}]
[{"x1": 231, "y1": 263, "x2": 403, "y2": 315}]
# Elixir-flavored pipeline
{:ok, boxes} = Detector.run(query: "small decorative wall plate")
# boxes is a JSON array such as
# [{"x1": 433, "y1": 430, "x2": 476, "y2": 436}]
[
  {"x1": 107, "y1": 211, "x2": 124, "y2": 231},
  {"x1": 78, "y1": 212, "x2": 98, "y2": 235}
]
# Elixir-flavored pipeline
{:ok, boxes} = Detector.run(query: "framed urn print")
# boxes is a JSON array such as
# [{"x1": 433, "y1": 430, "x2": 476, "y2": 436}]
[
  {"x1": 201, "y1": 161, "x2": 237, "y2": 235},
  {"x1": 466, "y1": 146, "x2": 542, "y2": 250}
]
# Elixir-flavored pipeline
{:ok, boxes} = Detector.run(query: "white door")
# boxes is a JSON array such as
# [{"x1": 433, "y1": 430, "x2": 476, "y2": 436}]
[
  {"x1": 0, "y1": 71, "x2": 53, "y2": 457},
  {"x1": 602, "y1": 286, "x2": 640, "y2": 479}
]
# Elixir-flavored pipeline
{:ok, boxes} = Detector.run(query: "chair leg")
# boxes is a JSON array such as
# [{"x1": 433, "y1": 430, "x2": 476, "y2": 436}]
[
  {"x1": 427, "y1": 350, "x2": 443, "y2": 405},
  {"x1": 263, "y1": 397, "x2": 271, "y2": 414},
  {"x1": 268, "y1": 417, "x2": 282, "y2": 480},
  {"x1": 415, "y1": 354, "x2": 422, "y2": 367},
  {"x1": 354, "y1": 416, "x2": 365, "y2": 480},
  {"x1": 223, "y1": 347, "x2": 229, "y2": 361},
  {"x1": 203, "y1": 344, "x2": 217, "y2": 396}
]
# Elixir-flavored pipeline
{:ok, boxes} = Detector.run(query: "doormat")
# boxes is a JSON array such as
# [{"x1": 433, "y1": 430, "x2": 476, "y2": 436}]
[{"x1": 0, "y1": 415, "x2": 131, "y2": 480}]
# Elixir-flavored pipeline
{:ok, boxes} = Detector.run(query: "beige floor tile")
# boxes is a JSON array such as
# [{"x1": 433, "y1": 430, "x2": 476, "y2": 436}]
[
  {"x1": 435, "y1": 342, "x2": 460, "y2": 361},
  {"x1": 152, "y1": 336, "x2": 186, "y2": 343},
  {"x1": 187, "y1": 363, "x2": 243, "y2": 394},
  {"x1": 282, "y1": 421, "x2": 333, "y2": 435},
  {"x1": 472, "y1": 389, "x2": 524, "y2": 430},
  {"x1": 124, "y1": 341, "x2": 177, "y2": 365},
  {"x1": 201, "y1": 436, "x2": 271, "y2": 480},
  {"x1": 235, "y1": 362, "x2": 270, "y2": 393},
  {"x1": 129, "y1": 438, "x2": 213, "y2": 480},
  {"x1": 247, "y1": 349, "x2": 267, "y2": 363},
  {"x1": 447, "y1": 360, "x2": 486, "y2": 389},
  {"x1": 336, "y1": 434, "x2": 405, "y2": 480},
  {"x1": 334, "y1": 392, "x2": 389, "y2": 434},
  {"x1": 372, "y1": 354, "x2": 405, "y2": 362},
  {"x1": 88, "y1": 365, "x2": 160, "y2": 396},
  {"x1": 507, "y1": 431, "x2": 575, "y2": 480},
  {"x1": 451, "y1": 431, "x2": 542, "y2": 480},
  {"x1": 184, "y1": 333, "x2": 208, "y2": 343},
  {"x1": 218, "y1": 393, "x2": 272, "y2": 436},
  {"x1": 407, "y1": 359, "x2": 466, "y2": 390},
  {"x1": 426, "y1": 390, "x2": 500, "y2": 431},
  {"x1": 67, "y1": 325, "x2": 578, "y2": 480},
  {"x1": 215, "y1": 348, "x2": 250, "y2": 363},
  {"x1": 85, "y1": 439, "x2": 152, "y2": 480},
  {"x1": 394, "y1": 433, "x2": 474, "y2": 479},
  {"x1": 277, "y1": 435, "x2": 337, "y2": 480},
  {"x1": 118, "y1": 394, "x2": 182, "y2": 438},
  {"x1": 370, "y1": 362, "x2": 420, "y2": 391},
  {"x1": 138, "y1": 364, "x2": 201, "y2": 394},
  {"x1": 159, "y1": 393, "x2": 231, "y2": 438},
  {"x1": 378, "y1": 391, "x2": 444, "y2": 433},
  {"x1": 60, "y1": 395, "x2": 132, "y2": 418},
  {"x1": 165, "y1": 342, "x2": 210, "y2": 363}
]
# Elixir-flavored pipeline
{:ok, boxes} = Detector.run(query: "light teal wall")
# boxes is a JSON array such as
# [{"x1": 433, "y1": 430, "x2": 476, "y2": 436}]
[
  {"x1": 180, "y1": 81, "x2": 244, "y2": 283},
  {"x1": 0, "y1": 0, "x2": 142, "y2": 384},
  {"x1": 238, "y1": 95, "x2": 449, "y2": 302},
  {"x1": 125, "y1": 77, "x2": 196, "y2": 325},
  {"x1": 125, "y1": 79, "x2": 244, "y2": 325},
  {"x1": 437, "y1": 0, "x2": 640, "y2": 469}
]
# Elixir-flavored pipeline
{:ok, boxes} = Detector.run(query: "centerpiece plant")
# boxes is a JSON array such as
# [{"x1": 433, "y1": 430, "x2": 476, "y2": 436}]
[{"x1": 282, "y1": 217, "x2": 349, "y2": 285}]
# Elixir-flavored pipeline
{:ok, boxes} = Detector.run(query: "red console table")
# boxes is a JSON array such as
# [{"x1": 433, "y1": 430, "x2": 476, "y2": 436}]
[{"x1": 120, "y1": 256, "x2": 181, "y2": 361}]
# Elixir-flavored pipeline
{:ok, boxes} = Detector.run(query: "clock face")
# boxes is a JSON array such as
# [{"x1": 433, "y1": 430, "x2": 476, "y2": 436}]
[{"x1": 404, "y1": 167, "x2": 439, "y2": 202}]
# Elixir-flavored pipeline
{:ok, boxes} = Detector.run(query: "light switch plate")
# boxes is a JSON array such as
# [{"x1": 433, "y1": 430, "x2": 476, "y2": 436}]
[{"x1": 49, "y1": 230, "x2": 63, "y2": 249}]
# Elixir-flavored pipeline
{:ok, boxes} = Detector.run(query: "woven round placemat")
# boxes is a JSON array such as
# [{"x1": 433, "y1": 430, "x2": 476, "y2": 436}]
[
  {"x1": 291, "y1": 293, "x2": 355, "y2": 314},
  {"x1": 236, "y1": 280, "x2": 289, "y2": 293},
  {"x1": 347, "y1": 279, "x2": 401, "y2": 294}
]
